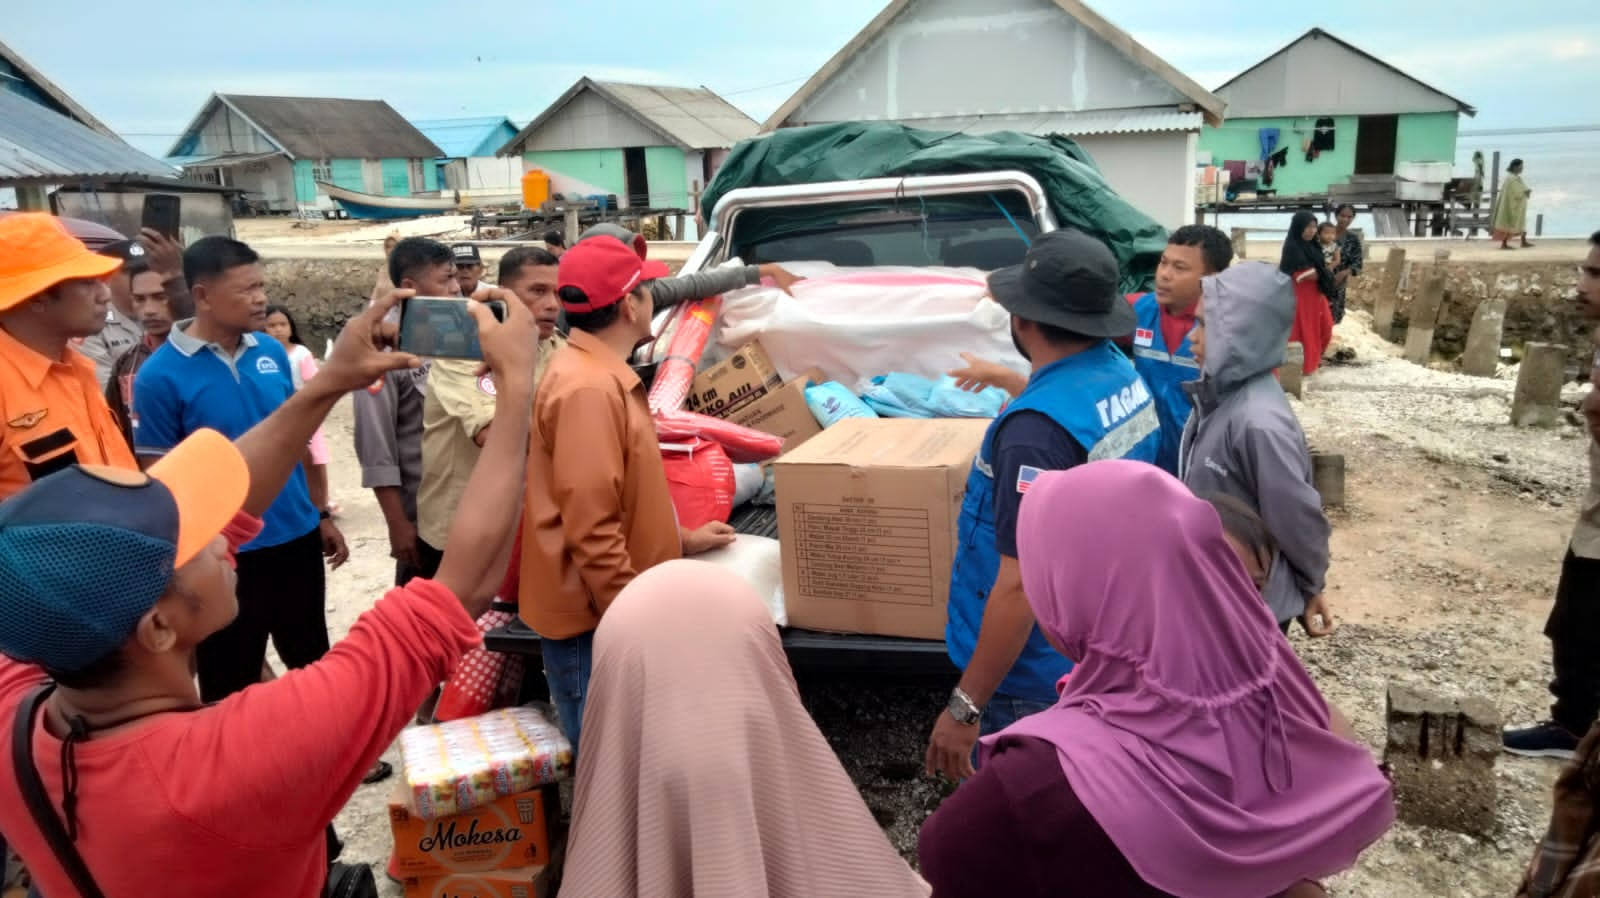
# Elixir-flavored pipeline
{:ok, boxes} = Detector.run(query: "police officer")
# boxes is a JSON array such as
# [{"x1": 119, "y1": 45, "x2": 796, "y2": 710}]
[
  {"x1": 925, "y1": 229, "x2": 1161, "y2": 781},
  {"x1": 1127, "y1": 225, "x2": 1232, "y2": 474}
]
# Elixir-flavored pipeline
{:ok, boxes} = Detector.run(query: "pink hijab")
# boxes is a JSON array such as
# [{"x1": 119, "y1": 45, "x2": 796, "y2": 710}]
[
  {"x1": 560, "y1": 560, "x2": 929, "y2": 898},
  {"x1": 988, "y1": 460, "x2": 1393, "y2": 898}
]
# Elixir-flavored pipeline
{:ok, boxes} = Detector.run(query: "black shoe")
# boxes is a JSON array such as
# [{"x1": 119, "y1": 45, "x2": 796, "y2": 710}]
[{"x1": 1502, "y1": 720, "x2": 1581, "y2": 759}]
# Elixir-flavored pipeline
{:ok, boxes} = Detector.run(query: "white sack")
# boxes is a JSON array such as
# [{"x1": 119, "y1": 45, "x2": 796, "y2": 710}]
[
  {"x1": 714, "y1": 262, "x2": 1030, "y2": 395},
  {"x1": 694, "y1": 534, "x2": 786, "y2": 626}
]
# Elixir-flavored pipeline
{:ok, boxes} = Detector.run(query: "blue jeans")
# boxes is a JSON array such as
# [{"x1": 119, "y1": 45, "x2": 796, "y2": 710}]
[
  {"x1": 973, "y1": 693, "x2": 1053, "y2": 770},
  {"x1": 542, "y1": 631, "x2": 595, "y2": 759}
]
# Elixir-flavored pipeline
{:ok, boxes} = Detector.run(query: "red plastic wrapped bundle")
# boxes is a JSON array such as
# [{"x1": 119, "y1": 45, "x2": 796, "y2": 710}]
[
  {"x1": 647, "y1": 297, "x2": 721, "y2": 414},
  {"x1": 661, "y1": 437, "x2": 736, "y2": 528},
  {"x1": 655, "y1": 407, "x2": 783, "y2": 464},
  {"x1": 434, "y1": 525, "x2": 527, "y2": 722}
]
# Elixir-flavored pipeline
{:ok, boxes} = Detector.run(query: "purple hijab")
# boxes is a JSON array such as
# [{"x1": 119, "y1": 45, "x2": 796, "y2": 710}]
[{"x1": 986, "y1": 460, "x2": 1393, "y2": 898}]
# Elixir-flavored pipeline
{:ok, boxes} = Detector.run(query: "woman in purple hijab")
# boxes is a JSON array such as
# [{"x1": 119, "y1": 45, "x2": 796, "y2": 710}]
[{"x1": 918, "y1": 460, "x2": 1393, "y2": 898}]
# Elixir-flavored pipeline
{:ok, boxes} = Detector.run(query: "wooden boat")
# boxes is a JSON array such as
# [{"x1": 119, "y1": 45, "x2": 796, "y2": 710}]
[{"x1": 317, "y1": 183, "x2": 520, "y2": 220}]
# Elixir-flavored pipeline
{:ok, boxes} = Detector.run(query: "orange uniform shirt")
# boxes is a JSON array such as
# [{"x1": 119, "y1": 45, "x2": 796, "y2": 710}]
[{"x1": 0, "y1": 326, "x2": 137, "y2": 500}]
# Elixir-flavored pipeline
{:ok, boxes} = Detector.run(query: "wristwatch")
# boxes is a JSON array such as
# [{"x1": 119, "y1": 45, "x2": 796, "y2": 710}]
[{"x1": 946, "y1": 687, "x2": 982, "y2": 726}]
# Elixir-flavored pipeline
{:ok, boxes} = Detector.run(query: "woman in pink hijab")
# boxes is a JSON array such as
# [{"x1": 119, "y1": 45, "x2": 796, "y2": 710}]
[
  {"x1": 560, "y1": 560, "x2": 929, "y2": 898},
  {"x1": 918, "y1": 460, "x2": 1392, "y2": 898}
]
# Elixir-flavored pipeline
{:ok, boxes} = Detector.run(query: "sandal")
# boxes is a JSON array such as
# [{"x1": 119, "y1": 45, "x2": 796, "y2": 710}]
[{"x1": 362, "y1": 760, "x2": 394, "y2": 785}]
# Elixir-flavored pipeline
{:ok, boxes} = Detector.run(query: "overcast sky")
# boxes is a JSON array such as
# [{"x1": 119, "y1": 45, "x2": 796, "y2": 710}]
[{"x1": 7, "y1": 0, "x2": 1598, "y2": 157}]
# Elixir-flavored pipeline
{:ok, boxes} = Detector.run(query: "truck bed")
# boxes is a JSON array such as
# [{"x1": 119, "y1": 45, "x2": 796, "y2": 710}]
[{"x1": 482, "y1": 503, "x2": 954, "y2": 681}]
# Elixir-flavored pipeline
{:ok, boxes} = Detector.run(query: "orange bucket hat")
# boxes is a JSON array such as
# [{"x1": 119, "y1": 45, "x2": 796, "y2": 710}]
[{"x1": 0, "y1": 213, "x2": 121, "y2": 312}]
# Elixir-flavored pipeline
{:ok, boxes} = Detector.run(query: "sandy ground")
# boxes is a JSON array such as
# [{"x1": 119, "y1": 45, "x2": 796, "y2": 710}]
[{"x1": 295, "y1": 305, "x2": 1586, "y2": 896}]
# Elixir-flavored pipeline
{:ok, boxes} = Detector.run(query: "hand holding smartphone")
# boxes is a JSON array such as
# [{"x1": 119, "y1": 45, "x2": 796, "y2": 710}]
[
  {"x1": 141, "y1": 194, "x2": 181, "y2": 240},
  {"x1": 396, "y1": 296, "x2": 508, "y2": 360}
]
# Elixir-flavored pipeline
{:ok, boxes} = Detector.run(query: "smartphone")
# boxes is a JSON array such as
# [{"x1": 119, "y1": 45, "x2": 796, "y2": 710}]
[
  {"x1": 141, "y1": 194, "x2": 181, "y2": 239},
  {"x1": 397, "y1": 297, "x2": 507, "y2": 360}
]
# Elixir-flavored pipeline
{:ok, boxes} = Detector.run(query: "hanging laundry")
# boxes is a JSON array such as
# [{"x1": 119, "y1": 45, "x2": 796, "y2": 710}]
[
  {"x1": 1257, "y1": 128, "x2": 1281, "y2": 162},
  {"x1": 1269, "y1": 147, "x2": 1290, "y2": 168},
  {"x1": 1312, "y1": 118, "x2": 1336, "y2": 151}
]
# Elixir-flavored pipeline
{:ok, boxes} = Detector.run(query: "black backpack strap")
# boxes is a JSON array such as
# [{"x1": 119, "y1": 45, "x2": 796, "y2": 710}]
[{"x1": 11, "y1": 684, "x2": 106, "y2": 898}]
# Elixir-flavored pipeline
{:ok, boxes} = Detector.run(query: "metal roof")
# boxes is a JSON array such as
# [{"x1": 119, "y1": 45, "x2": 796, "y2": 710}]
[
  {"x1": 0, "y1": 39, "x2": 118, "y2": 137},
  {"x1": 410, "y1": 117, "x2": 519, "y2": 158},
  {"x1": 1042, "y1": 109, "x2": 1204, "y2": 136},
  {"x1": 165, "y1": 151, "x2": 283, "y2": 167},
  {"x1": 500, "y1": 78, "x2": 760, "y2": 154},
  {"x1": 168, "y1": 94, "x2": 443, "y2": 161},
  {"x1": 0, "y1": 89, "x2": 176, "y2": 186}
]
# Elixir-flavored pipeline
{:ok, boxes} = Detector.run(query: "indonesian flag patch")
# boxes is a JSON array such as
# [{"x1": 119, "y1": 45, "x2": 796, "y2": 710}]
[{"x1": 1134, "y1": 328, "x2": 1155, "y2": 347}]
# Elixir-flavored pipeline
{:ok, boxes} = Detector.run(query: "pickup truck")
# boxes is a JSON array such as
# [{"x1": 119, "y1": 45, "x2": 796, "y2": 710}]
[{"x1": 487, "y1": 168, "x2": 1068, "y2": 681}]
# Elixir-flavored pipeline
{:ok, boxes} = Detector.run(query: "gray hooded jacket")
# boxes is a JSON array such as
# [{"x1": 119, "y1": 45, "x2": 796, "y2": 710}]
[{"x1": 1179, "y1": 262, "x2": 1330, "y2": 623}]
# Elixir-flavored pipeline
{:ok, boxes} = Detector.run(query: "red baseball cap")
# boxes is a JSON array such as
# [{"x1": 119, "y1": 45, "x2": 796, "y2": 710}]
[{"x1": 558, "y1": 235, "x2": 670, "y2": 313}]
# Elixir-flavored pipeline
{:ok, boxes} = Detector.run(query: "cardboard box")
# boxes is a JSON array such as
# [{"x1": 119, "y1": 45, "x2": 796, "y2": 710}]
[
  {"x1": 774, "y1": 417, "x2": 988, "y2": 639},
  {"x1": 403, "y1": 865, "x2": 551, "y2": 898},
  {"x1": 724, "y1": 367, "x2": 824, "y2": 454},
  {"x1": 684, "y1": 340, "x2": 782, "y2": 418},
  {"x1": 389, "y1": 783, "x2": 557, "y2": 878}
]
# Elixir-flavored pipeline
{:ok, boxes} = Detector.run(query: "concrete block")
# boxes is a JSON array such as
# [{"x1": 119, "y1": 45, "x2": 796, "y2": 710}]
[
  {"x1": 1460, "y1": 299, "x2": 1508, "y2": 378},
  {"x1": 1384, "y1": 685, "x2": 1501, "y2": 837},
  {"x1": 1311, "y1": 452, "x2": 1345, "y2": 508},
  {"x1": 1511, "y1": 343, "x2": 1569, "y2": 427},
  {"x1": 1403, "y1": 273, "x2": 1446, "y2": 366},
  {"x1": 1278, "y1": 344, "x2": 1304, "y2": 399},
  {"x1": 1373, "y1": 248, "x2": 1406, "y2": 340}
]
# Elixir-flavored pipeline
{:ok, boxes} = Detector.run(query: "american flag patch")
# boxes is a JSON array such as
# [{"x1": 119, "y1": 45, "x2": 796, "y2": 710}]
[{"x1": 1016, "y1": 465, "x2": 1043, "y2": 494}]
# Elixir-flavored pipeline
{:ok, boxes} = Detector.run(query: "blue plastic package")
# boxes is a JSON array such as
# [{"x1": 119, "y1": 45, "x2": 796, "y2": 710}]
[
  {"x1": 805, "y1": 381, "x2": 879, "y2": 427},
  {"x1": 861, "y1": 372, "x2": 1006, "y2": 419}
]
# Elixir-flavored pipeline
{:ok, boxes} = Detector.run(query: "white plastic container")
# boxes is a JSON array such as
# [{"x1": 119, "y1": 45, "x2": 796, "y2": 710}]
[{"x1": 1396, "y1": 161, "x2": 1453, "y2": 183}]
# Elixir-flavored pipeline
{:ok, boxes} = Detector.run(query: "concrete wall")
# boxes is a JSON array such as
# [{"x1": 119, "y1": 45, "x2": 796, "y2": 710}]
[
  {"x1": 522, "y1": 148, "x2": 627, "y2": 200},
  {"x1": 1074, "y1": 131, "x2": 1195, "y2": 231}
]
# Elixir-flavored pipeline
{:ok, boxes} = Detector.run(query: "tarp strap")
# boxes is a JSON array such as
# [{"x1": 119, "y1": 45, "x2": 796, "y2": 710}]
[{"x1": 990, "y1": 194, "x2": 1031, "y2": 247}]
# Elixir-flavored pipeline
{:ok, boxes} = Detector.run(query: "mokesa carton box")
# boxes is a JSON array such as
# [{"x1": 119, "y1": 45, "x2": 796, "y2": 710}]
[
  {"x1": 724, "y1": 368, "x2": 825, "y2": 454},
  {"x1": 773, "y1": 417, "x2": 988, "y2": 639},
  {"x1": 389, "y1": 783, "x2": 557, "y2": 877},
  {"x1": 403, "y1": 864, "x2": 551, "y2": 898}
]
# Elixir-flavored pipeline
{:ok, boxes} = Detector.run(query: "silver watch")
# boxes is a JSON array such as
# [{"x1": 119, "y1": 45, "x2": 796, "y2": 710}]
[{"x1": 947, "y1": 687, "x2": 982, "y2": 726}]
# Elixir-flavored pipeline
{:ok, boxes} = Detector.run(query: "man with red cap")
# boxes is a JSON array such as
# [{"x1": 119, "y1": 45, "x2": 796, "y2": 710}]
[
  {"x1": 0, "y1": 213, "x2": 137, "y2": 499},
  {"x1": 518, "y1": 234, "x2": 735, "y2": 755}
]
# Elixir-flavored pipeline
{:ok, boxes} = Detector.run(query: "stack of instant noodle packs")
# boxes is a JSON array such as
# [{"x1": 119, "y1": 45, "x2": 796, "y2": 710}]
[{"x1": 388, "y1": 706, "x2": 573, "y2": 898}]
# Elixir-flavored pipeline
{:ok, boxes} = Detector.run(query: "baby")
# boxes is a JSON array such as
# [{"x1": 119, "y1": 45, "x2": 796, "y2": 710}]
[{"x1": 1318, "y1": 221, "x2": 1341, "y2": 270}]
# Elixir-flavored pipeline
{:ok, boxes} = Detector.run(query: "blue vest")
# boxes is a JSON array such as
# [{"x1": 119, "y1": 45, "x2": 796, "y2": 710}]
[
  {"x1": 944, "y1": 342, "x2": 1161, "y2": 703},
  {"x1": 1129, "y1": 293, "x2": 1200, "y2": 475}
]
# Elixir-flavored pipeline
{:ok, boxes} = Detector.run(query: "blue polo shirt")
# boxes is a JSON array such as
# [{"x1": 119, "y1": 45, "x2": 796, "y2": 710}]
[{"x1": 131, "y1": 321, "x2": 319, "y2": 551}]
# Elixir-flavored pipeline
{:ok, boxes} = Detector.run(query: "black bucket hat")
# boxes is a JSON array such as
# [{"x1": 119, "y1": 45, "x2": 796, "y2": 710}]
[{"x1": 986, "y1": 228, "x2": 1135, "y2": 340}]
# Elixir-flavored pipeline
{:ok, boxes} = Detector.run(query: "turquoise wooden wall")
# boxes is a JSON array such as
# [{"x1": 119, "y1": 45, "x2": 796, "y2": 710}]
[
  {"x1": 643, "y1": 147, "x2": 688, "y2": 208},
  {"x1": 1198, "y1": 112, "x2": 1463, "y2": 196}
]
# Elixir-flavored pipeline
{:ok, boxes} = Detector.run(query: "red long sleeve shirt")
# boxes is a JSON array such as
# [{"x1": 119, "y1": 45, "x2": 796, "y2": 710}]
[{"x1": 0, "y1": 512, "x2": 482, "y2": 898}]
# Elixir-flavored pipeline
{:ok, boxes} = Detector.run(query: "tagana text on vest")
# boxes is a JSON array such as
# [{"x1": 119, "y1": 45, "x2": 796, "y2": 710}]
[{"x1": 944, "y1": 342, "x2": 1161, "y2": 704}]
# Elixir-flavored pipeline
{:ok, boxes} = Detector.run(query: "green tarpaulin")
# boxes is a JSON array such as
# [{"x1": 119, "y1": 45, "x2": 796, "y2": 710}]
[{"x1": 701, "y1": 122, "x2": 1170, "y2": 293}]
